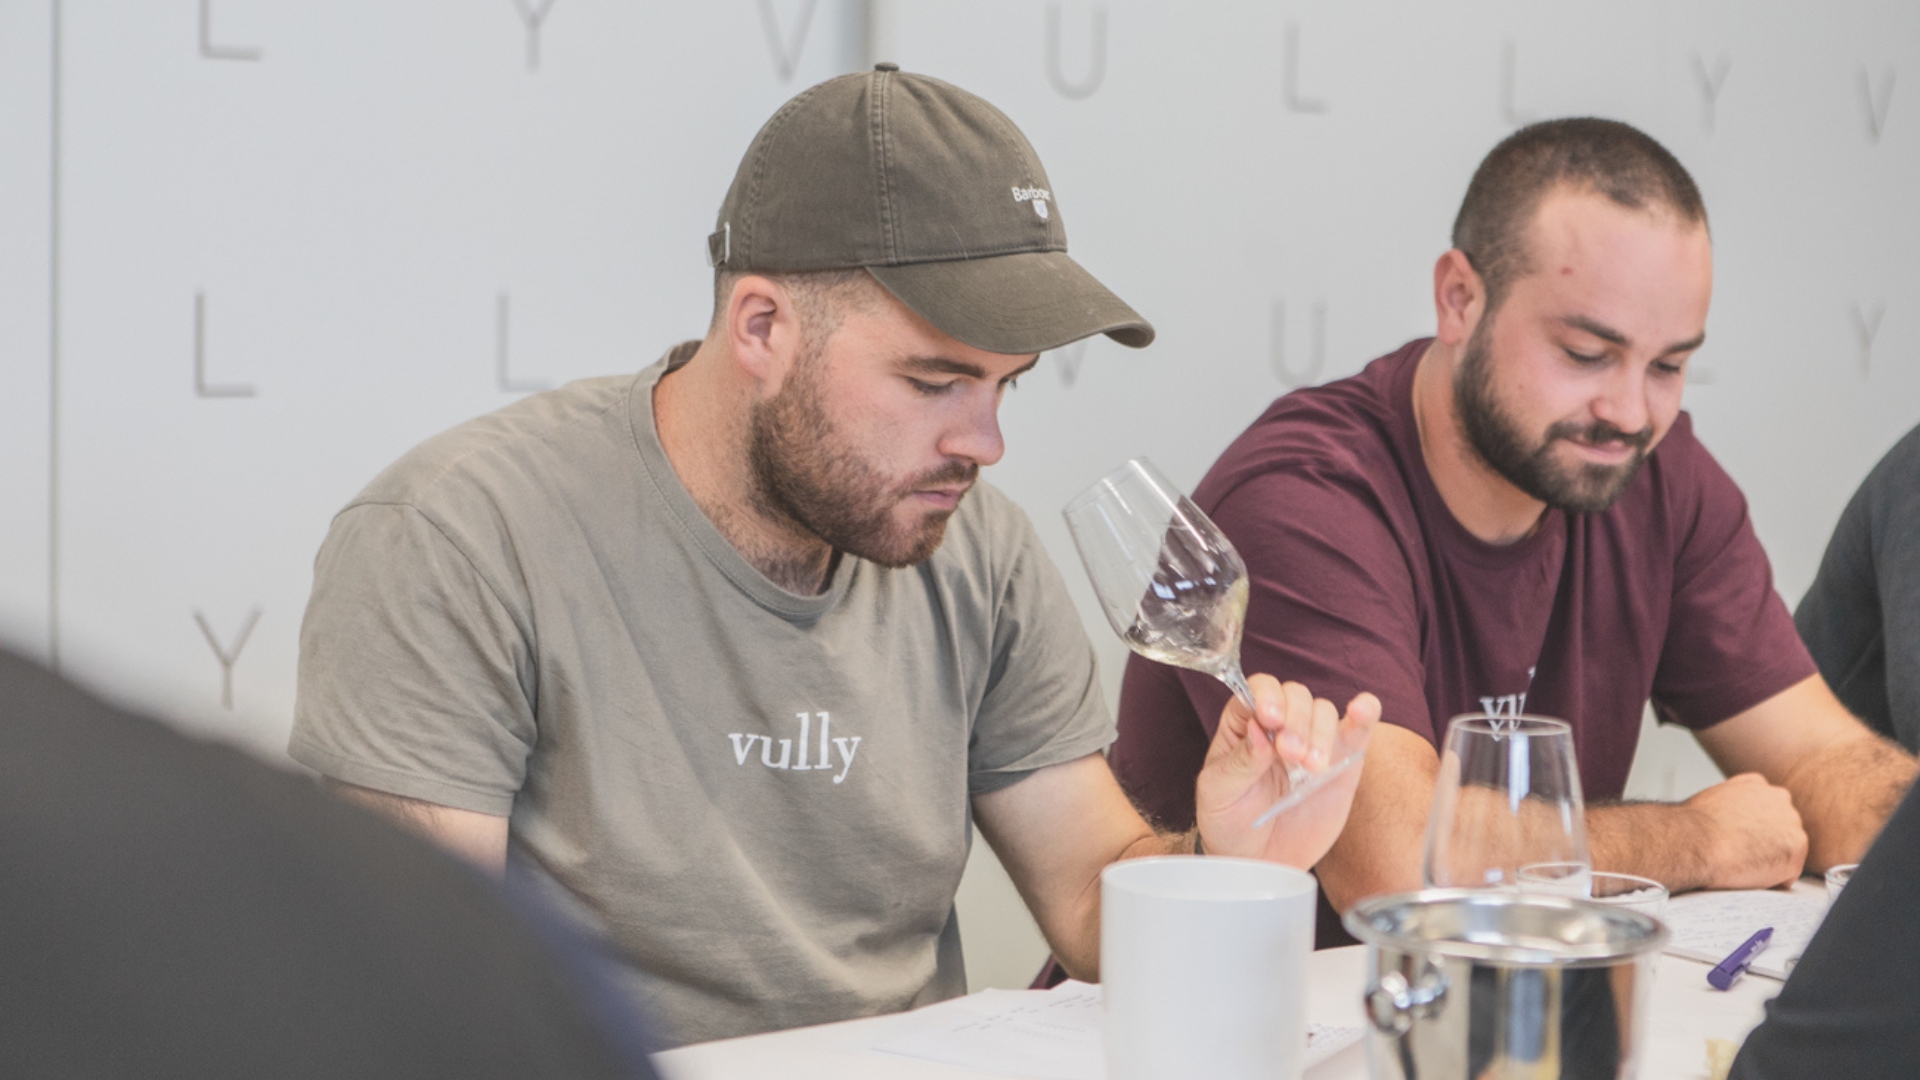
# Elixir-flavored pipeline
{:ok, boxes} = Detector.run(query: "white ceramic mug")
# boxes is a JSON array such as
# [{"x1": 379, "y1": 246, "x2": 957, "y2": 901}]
[{"x1": 1101, "y1": 856, "x2": 1317, "y2": 1080}]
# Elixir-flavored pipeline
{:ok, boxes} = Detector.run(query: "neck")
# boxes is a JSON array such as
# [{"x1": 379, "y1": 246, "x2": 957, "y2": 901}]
[
  {"x1": 654, "y1": 337, "x2": 837, "y2": 594},
  {"x1": 1411, "y1": 339, "x2": 1549, "y2": 546}
]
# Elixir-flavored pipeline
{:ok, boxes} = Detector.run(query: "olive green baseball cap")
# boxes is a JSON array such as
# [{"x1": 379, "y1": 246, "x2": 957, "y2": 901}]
[{"x1": 708, "y1": 64, "x2": 1154, "y2": 355}]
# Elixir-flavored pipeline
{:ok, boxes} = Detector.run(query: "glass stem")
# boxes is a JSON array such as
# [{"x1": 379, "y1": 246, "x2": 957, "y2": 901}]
[
  {"x1": 1221, "y1": 663, "x2": 1257, "y2": 714},
  {"x1": 1220, "y1": 660, "x2": 1308, "y2": 785}
]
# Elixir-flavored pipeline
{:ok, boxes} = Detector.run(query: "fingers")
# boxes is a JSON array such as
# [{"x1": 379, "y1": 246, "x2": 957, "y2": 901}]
[
  {"x1": 1229, "y1": 674, "x2": 1275, "y2": 741},
  {"x1": 1307, "y1": 697, "x2": 1337, "y2": 769},
  {"x1": 1345, "y1": 692, "x2": 1383, "y2": 730},
  {"x1": 1244, "y1": 676, "x2": 1374, "y2": 772},
  {"x1": 1279, "y1": 680, "x2": 1313, "y2": 761}
]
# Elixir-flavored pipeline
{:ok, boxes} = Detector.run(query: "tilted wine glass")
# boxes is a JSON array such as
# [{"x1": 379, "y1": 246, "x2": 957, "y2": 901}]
[{"x1": 1062, "y1": 458, "x2": 1363, "y2": 826}]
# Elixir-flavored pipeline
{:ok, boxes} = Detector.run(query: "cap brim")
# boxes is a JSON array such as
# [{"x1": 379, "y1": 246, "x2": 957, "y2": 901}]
[{"x1": 866, "y1": 251, "x2": 1154, "y2": 355}]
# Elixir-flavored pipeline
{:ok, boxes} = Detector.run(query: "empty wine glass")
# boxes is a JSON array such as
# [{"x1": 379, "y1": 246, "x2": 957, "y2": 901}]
[
  {"x1": 1062, "y1": 458, "x2": 1362, "y2": 824},
  {"x1": 1519, "y1": 866, "x2": 1668, "y2": 921},
  {"x1": 1825, "y1": 863, "x2": 1857, "y2": 902},
  {"x1": 1423, "y1": 714, "x2": 1590, "y2": 890}
]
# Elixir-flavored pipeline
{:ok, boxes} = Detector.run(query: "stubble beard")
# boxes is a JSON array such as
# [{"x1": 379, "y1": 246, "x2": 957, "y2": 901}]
[
  {"x1": 1453, "y1": 320, "x2": 1653, "y2": 515},
  {"x1": 747, "y1": 341, "x2": 976, "y2": 569}
]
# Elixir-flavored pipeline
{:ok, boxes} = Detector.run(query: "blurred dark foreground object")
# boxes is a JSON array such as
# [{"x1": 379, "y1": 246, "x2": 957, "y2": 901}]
[
  {"x1": 1731, "y1": 774, "x2": 1920, "y2": 1078},
  {"x1": 0, "y1": 649, "x2": 657, "y2": 1080}
]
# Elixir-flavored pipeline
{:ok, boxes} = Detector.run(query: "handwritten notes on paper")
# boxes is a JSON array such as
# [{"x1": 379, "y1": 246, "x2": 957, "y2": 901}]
[
  {"x1": 1663, "y1": 888, "x2": 1830, "y2": 981},
  {"x1": 871, "y1": 980, "x2": 1363, "y2": 1079}
]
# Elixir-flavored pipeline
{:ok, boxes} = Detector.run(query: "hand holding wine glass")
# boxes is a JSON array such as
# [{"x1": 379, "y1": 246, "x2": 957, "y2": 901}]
[
  {"x1": 1196, "y1": 674, "x2": 1380, "y2": 867},
  {"x1": 1062, "y1": 458, "x2": 1369, "y2": 829}
]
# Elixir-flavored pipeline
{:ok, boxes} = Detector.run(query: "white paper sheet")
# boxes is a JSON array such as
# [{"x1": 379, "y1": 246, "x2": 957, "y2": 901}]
[
  {"x1": 1661, "y1": 888, "x2": 1829, "y2": 982},
  {"x1": 871, "y1": 980, "x2": 1364, "y2": 1079}
]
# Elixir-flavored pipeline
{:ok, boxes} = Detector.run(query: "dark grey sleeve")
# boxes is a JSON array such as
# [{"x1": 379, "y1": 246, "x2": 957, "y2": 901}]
[
  {"x1": 290, "y1": 502, "x2": 539, "y2": 816},
  {"x1": 1795, "y1": 486, "x2": 1892, "y2": 733},
  {"x1": 1870, "y1": 431, "x2": 1920, "y2": 751},
  {"x1": 1796, "y1": 422, "x2": 1920, "y2": 750},
  {"x1": 1730, "y1": 778, "x2": 1920, "y2": 1077}
]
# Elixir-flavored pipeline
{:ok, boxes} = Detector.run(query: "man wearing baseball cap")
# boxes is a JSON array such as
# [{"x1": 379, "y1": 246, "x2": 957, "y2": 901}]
[{"x1": 289, "y1": 66, "x2": 1379, "y2": 1047}]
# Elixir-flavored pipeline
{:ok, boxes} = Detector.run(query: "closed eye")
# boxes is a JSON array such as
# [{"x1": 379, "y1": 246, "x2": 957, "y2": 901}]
[
  {"x1": 907, "y1": 378, "x2": 956, "y2": 396},
  {"x1": 1563, "y1": 347, "x2": 1606, "y2": 366}
]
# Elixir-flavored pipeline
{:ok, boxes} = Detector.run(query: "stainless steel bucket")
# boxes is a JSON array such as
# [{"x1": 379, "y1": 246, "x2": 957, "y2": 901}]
[{"x1": 1344, "y1": 889, "x2": 1668, "y2": 1080}]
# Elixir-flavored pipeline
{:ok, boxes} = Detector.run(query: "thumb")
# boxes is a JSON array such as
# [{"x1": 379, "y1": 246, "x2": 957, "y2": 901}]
[{"x1": 1345, "y1": 692, "x2": 1382, "y2": 731}]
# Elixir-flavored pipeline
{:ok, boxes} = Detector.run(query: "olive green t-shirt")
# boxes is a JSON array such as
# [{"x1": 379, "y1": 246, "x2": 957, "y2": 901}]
[{"x1": 289, "y1": 343, "x2": 1113, "y2": 1047}]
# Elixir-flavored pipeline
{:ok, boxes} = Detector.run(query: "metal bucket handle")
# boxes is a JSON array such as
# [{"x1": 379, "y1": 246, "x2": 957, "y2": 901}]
[{"x1": 1365, "y1": 960, "x2": 1449, "y2": 1035}]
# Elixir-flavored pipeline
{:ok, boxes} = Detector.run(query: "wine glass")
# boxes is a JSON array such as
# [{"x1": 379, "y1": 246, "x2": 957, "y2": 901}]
[
  {"x1": 1519, "y1": 866, "x2": 1668, "y2": 920},
  {"x1": 1825, "y1": 863, "x2": 1857, "y2": 902},
  {"x1": 1423, "y1": 714, "x2": 1590, "y2": 890},
  {"x1": 1062, "y1": 458, "x2": 1362, "y2": 824}
]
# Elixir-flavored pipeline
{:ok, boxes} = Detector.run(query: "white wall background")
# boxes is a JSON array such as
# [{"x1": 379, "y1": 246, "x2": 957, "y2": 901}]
[{"x1": 3, "y1": 0, "x2": 1916, "y2": 992}]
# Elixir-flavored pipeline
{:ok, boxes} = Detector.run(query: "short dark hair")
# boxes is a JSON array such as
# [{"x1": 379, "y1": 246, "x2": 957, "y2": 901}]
[
  {"x1": 709, "y1": 268, "x2": 876, "y2": 341},
  {"x1": 1452, "y1": 118, "x2": 1707, "y2": 312}
]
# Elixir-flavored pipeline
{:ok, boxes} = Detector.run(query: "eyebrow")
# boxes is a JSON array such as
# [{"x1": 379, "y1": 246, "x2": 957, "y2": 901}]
[
  {"x1": 900, "y1": 355, "x2": 1042, "y2": 381},
  {"x1": 1557, "y1": 314, "x2": 1706, "y2": 358}
]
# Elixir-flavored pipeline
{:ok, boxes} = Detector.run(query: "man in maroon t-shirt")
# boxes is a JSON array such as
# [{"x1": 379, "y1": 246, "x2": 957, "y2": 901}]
[{"x1": 1111, "y1": 118, "x2": 1918, "y2": 946}]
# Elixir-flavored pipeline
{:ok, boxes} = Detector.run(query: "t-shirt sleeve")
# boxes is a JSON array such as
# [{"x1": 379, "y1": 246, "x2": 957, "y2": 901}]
[
  {"x1": 965, "y1": 507, "x2": 1115, "y2": 796},
  {"x1": 1201, "y1": 463, "x2": 1434, "y2": 744},
  {"x1": 1871, "y1": 443, "x2": 1920, "y2": 748},
  {"x1": 1794, "y1": 480, "x2": 1892, "y2": 730},
  {"x1": 1794, "y1": 423, "x2": 1920, "y2": 747},
  {"x1": 1651, "y1": 437, "x2": 1818, "y2": 731},
  {"x1": 289, "y1": 501, "x2": 538, "y2": 816}
]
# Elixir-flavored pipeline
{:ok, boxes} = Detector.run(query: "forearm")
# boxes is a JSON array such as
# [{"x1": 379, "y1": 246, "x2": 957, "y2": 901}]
[
  {"x1": 972, "y1": 755, "x2": 1200, "y2": 983},
  {"x1": 1693, "y1": 675, "x2": 1915, "y2": 878},
  {"x1": 1313, "y1": 792, "x2": 1425, "y2": 911},
  {"x1": 1045, "y1": 829, "x2": 1194, "y2": 981},
  {"x1": 1316, "y1": 847, "x2": 1423, "y2": 914},
  {"x1": 1590, "y1": 769, "x2": 1809, "y2": 893},
  {"x1": 1587, "y1": 801, "x2": 1715, "y2": 892},
  {"x1": 1313, "y1": 724, "x2": 1432, "y2": 913},
  {"x1": 325, "y1": 779, "x2": 510, "y2": 875},
  {"x1": 1783, "y1": 735, "x2": 1917, "y2": 870}
]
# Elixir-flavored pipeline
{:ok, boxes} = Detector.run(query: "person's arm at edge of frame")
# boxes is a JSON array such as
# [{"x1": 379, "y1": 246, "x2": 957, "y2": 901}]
[
  {"x1": 971, "y1": 675, "x2": 1380, "y2": 981},
  {"x1": 1729, "y1": 761, "x2": 1920, "y2": 1079},
  {"x1": 327, "y1": 779, "x2": 510, "y2": 876}
]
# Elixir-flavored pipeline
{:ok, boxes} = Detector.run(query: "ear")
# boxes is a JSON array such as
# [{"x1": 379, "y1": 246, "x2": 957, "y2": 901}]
[
  {"x1": 1432, "y1": 249, "x2": 1485, "y2": 348},
  {"x1": 723, "y1": 274, "x2": 805, "y2": 395}
]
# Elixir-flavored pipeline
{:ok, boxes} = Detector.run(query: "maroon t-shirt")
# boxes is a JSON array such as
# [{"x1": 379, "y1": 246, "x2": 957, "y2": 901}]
[{"x1": 1111, "y1": 338, "x2": 1816, "y2": 947}]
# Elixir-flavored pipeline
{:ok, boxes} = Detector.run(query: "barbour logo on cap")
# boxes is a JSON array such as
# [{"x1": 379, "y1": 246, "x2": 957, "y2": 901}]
[{"x1": 1011, "y1": 185, "x2": 1052, "y2": 221}]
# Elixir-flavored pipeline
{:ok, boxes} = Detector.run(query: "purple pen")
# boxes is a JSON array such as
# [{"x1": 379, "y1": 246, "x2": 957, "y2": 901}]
[{"x1": 1707, "y1": 927, "x2": 1773, "y2": 990}]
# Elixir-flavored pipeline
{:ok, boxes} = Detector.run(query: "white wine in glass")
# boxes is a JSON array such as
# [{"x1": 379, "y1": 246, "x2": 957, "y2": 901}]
[
  {"x1": 1123, "y1": 576, "x2": 1250, "y2": 687},
  {"x1": 1062, "y1": 458, "x2": 1361, "y2": 826}
]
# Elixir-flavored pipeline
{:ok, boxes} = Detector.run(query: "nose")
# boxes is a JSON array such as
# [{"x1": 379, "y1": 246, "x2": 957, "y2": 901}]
[
  {"x1": 1591, "y1": 364, "x2": 1651, "y2": 437},
  {"x1": 940, "y1": 389, "x2": 1007, "y2": 468}
]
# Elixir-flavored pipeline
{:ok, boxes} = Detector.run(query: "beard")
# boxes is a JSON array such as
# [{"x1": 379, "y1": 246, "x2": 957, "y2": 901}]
[
  {"x1": 1454, "y1": 321, "x2": 1653, "y2": 514},
  {"x1": 747, "y1": 344, "x2": 976, "y2": 569}
]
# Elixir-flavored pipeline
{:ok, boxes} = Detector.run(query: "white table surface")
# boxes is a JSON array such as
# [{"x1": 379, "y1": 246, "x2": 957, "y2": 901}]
[{"x1": 655, "y1": 939, "x2": 1786, "y2": 1080}]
